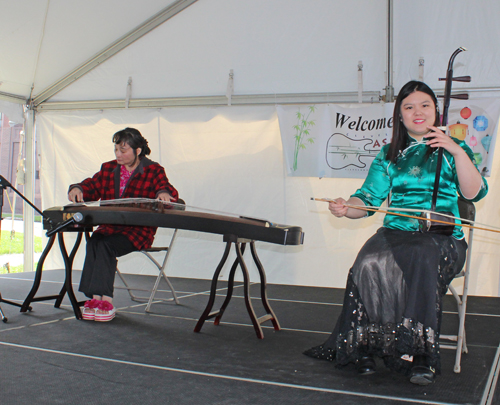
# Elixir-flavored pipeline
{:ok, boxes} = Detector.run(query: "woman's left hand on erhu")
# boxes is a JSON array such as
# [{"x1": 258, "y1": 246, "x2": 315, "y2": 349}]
[{"x1": 424, "y1": 126, "x2": 464, "y2": 157}]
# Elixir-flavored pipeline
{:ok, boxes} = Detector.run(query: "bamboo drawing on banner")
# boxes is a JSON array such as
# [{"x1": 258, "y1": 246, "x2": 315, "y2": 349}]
[{"x1": 292, "y1": 106, "x2": 316, "y2": 171}]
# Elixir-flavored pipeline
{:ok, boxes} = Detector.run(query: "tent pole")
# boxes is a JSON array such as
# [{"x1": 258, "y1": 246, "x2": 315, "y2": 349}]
[
  {"x1": 23, "y1": 105, "x2": 35, "y2": 274},
  {"x1": 37, "y1": 91, "x2": 382, "y2": 111},
  {"x1": 385, "y1": 0, "x2": 394, "y2": 102},
  {"x1": 9, "y1": 128, "x2": 25, "y2": 237}
]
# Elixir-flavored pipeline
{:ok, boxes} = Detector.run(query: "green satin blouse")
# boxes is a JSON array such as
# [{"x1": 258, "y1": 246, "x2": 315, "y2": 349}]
[{"x1": 351, "y1": 137, "x2": 488, "y2": 239}]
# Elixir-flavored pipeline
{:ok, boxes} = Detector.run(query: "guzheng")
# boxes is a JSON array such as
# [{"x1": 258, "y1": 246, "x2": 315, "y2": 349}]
[
  {"x1": 25, "y1": 198, "x2": 304, "y2": 339},
  {"x1": 42, "y1": 199, "x2": 304, "y2": 245}
]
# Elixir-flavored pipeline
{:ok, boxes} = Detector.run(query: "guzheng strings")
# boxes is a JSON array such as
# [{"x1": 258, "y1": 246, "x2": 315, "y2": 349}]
[{"x1": 67, "y1": 198, "x2": 271, "y2": 223}]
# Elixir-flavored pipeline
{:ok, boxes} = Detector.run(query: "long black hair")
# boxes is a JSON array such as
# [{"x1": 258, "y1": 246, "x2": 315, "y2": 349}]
[
  {"x1": 386, "y1": 81, "x2": 440, "y2": 163},
  {"x1": 112, "y1": 127, "x2": 151, "y2": 164}
]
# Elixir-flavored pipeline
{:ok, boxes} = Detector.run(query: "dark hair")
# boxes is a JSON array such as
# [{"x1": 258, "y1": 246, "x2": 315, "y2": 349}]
[
  {"x1": 112, "y1": 127, "x2": 151, "y2": 158},
  {"x1": 386, "y1": 80, "x2": 440, "y2": 163}
]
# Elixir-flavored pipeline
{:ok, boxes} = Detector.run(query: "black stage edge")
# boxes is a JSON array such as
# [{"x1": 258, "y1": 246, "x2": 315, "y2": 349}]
[{"x1": 1, "y1": 270, "x2": 499, "y2": 405}]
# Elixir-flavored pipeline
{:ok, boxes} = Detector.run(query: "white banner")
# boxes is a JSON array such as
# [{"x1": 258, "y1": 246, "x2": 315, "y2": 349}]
[
  {"x1": 277, "y1": 99, "x2": 500, "y2": 178},
  {"x1": 446, "y1": 98, "x2": 500, "y2": 177}
]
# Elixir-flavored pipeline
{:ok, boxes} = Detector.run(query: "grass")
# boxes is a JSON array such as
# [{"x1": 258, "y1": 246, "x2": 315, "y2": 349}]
[
  {"x1": 0, "y1": 231, "x2": 42, "y2": 255},
  {"x1": 0, "y1": 231, "x2": 42, "y2": 273},
  {"x1": 1, "y1": 214, "x2": 42, "y2": 222},
  {"x1": 0, "y1": 231, "x2": 42, "y2": 274},
  {"x1": 0, "y1": 217, "x2": 44, "y2": 273},
  {"x1": 0, "y1": 263, "x2": 38, "y2": 275}
]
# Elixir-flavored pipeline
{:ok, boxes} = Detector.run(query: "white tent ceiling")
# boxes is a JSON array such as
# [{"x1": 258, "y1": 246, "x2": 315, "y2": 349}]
[{"x1": 2, "y1": 0, "x2": 500, "y2": 111}]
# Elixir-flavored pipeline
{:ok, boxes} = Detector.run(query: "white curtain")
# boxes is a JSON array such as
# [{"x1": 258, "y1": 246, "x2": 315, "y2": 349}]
[{"x1": 37, "y1": 106, "x2": 500, "y2": 295}]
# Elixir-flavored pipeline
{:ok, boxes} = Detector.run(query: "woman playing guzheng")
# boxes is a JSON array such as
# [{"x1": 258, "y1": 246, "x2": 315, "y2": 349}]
[
  {"x1": 68, "y1": 127, "x2": 178, "y2": 322},
  {"x1": 304, "y1": 81, "x2": 488, "y2": 385}
]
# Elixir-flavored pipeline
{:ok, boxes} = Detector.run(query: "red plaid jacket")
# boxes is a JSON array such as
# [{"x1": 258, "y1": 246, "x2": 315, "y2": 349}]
[{"x1": 69, "y1": 158, "x2": 178, "y2": 250}]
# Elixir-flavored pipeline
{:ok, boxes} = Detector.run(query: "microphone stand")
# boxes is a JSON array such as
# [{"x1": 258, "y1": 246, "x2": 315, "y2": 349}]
[
  {"x1": 0, "y1": 174, "x2": 52, "y2": 227},
  {"x1": 1, "y1": 174, "x2": 88, "y2": 321},
  {"x1": 0, "y1": 174, "x2": 52, "y2": 322}
]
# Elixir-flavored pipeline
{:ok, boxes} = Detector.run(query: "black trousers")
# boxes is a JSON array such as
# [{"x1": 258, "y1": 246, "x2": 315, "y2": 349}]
[{"x1": 78, "y1": 233, "x2": 137, "y2": 299}]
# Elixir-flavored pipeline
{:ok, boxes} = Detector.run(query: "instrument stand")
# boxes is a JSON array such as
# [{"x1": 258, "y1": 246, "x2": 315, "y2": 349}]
[
  {"x1": 194, "y1": 234, "x2": 281, "y2": 339},
  {"x1": 21, "y1": 230, "x2": 87, "y2": 318},
  {"x1": 0, "y1": 292, "x2": 28, "y2": 323}
]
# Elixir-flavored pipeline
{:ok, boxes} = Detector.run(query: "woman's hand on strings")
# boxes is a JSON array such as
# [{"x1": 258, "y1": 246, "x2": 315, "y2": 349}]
[
  {"x1": 157, "y1": 192, "x2": 174, "y2": 202},
  {"x1": 68, "y1": 188, "x2": 83, "y2": 203}
]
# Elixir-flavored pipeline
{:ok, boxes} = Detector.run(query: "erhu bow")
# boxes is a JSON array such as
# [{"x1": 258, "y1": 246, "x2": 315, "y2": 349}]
[{"x1": 310, "y1": 198, "x2": 500, "y2": 235}]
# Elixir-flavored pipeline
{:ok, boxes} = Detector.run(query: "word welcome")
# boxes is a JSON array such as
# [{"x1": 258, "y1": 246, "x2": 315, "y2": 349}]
[{"x1": 336, "y1": 113, "x2": 394, "y2": 131}]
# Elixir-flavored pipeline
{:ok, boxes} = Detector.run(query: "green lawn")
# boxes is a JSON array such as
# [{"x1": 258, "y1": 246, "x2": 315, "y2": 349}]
[
  {"x1": 1, "y1": 231, "x2": 42, "y2": 274},
  {"x1": 1, "y1": 263, "x2": 38, "y2": 274},
  {"x1": 0, "y1": 231, "x2": 42, "y2": 255}
]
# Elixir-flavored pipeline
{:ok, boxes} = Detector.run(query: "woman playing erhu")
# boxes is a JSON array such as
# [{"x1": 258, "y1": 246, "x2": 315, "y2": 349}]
[{"x1": 304, "y1": 81, "x2": 488, "y2": 385}]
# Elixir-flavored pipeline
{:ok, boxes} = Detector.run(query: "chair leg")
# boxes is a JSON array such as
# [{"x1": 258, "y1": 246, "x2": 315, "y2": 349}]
[
  {"x1": 144, "y1": 250, "x2": 180, "y2": 312},
  {"x1": 116, "y1": 265, "x2": 176, "y2": 305},
  {"x1": 145, "y1": 229, "x2": 180, "y2": 311},
  {"x1": 440, "y1": 283, "x2": 466, "y2": 373},
  {"x1": 454, "y1": 304, "x2": 465, "y2": 373},
  {"x1": 449, "y1": 198, "x2": 474, "y2": 374},
  {"x1": 162, "y1": 274, "x2": 179, "y2": 305},
  {"x1": 454, "y1": 276, "x2": 470, "y2": 373},
  {"x1": 115, "y1": 267, "x2": 142, "y2": 301},
  {"x1": 115, "y1": 230, "x2": 180, "y2": 311}
]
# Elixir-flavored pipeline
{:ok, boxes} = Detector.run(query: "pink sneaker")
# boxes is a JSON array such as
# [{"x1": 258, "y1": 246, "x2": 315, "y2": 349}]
[
  {"x1": 82, "y1": 299, "x2": 101, "y2": 321},
  {"x1": 94, "y1": 301, "x2": 116, "y2": 322}
]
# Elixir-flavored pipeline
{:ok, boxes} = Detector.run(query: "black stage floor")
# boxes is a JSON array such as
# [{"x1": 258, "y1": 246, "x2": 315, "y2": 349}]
[{"x1": 0, "y1": 270, "x2": 499, "y2": 405}]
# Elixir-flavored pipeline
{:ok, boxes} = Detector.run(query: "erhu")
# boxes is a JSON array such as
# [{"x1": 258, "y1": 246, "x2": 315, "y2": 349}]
[{"x1": 419, "y1": 46, "x2": 471, "y2": 235}]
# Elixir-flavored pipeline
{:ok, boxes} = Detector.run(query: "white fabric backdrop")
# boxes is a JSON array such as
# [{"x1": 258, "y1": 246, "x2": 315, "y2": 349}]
[{"x1": 37, "y1": 106, "x2": 500, "y2": 296}]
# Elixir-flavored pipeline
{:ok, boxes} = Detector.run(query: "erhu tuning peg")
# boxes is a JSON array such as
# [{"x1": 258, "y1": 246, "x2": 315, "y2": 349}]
[
  {"x1": 451, "y1": 93, "x2": 469, "y2": 100},
  {"x1": 453, "y1": 75, "x2": 471, "y2": 82},
  {"x1": 439, "y1": 75, "x2": 471, "y2": 83},
  {"x1": 437, "y1": 93, "x2": 469, "y2": 100}
]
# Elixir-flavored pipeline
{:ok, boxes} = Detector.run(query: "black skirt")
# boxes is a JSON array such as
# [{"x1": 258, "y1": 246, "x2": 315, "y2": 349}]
[{"x1": 304, "y1": 227, "x2": 467, "y2": 375}]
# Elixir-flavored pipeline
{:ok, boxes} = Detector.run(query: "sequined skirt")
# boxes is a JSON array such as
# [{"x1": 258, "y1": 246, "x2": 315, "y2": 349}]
[{"x1": 304, "y1": 227, "x2": 467, "y2": 375}]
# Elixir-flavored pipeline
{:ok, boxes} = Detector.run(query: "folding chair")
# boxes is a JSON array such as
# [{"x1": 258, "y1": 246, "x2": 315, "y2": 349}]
[
  {"x1": 115, "y1": 199, "x2": 185, "y2": 312},
  {"x1": 440, "y1": 196, "x2": 475, "y2": 373}
]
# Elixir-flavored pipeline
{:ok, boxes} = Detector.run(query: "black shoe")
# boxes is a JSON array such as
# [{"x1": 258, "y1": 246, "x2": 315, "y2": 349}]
[
  {"x1": 410, "y1": 365, "x2": 435, "y2": 385},
  {"x1": 356, "y1": 355, "x2": 376, "y2": 375}
]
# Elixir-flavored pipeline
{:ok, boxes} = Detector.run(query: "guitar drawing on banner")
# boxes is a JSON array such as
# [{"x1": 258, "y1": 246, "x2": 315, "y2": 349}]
[{"x1": 326, "y1": 133, "x2": 384, "y2": 170}]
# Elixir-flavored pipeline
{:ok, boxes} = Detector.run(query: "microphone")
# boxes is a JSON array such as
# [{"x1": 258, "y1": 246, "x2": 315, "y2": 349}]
[{"x1": 46, "y1": 212, "x2": 84, "y2": 237}]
